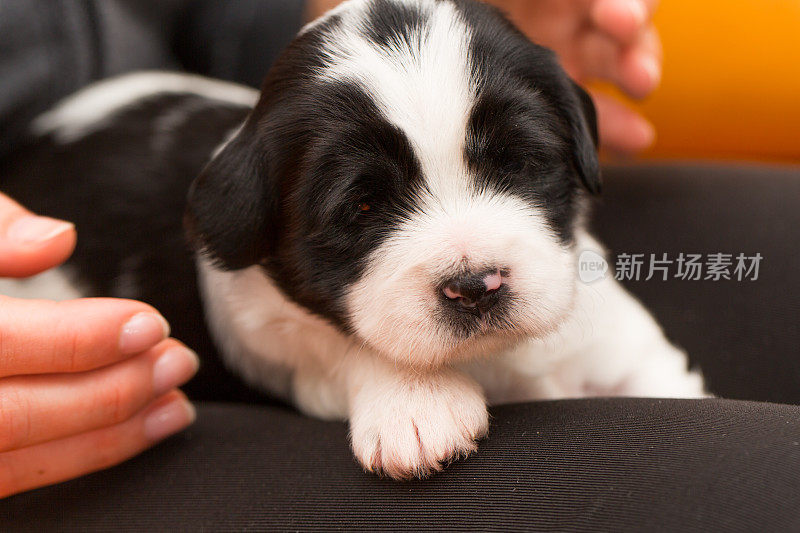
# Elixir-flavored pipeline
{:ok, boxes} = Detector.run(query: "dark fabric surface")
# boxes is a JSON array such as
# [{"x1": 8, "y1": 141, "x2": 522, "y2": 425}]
[
  {"x1": 0, "y1": 0, "x2": 305, "y2": 158},
  {"x1": 0, "y1": 0, "x2": 101, "y2": 157},
  {"x1": 5, "y1": 399, "x2": 800, "y2": 532}
]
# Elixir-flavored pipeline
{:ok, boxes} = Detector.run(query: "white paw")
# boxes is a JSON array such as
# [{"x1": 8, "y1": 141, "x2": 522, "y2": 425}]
[{"x1": 349, "y1": 370, "x2": 489, "y2": 479}]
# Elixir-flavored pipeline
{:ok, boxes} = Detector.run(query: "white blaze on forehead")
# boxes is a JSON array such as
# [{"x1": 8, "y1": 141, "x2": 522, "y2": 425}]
[{"x1": 316, "y1": 0, "x2": 476, "y2": 199}]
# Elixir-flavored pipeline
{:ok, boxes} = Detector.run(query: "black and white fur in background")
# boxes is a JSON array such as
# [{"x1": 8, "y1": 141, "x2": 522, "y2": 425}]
[{"x1": 0, "y1": 0, "x2": 705, "y2": 479}]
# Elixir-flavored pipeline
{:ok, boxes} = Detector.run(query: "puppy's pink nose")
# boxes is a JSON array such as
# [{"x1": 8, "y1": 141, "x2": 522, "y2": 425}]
[
  {"x1": 443, "y1": 270, "x2": 504, "y2": 314},
  {"x1": 483, "y1": 271, "x2": 502, "y2": 292}
]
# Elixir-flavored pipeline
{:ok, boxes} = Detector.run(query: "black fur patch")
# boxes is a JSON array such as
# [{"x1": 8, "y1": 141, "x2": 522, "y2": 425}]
[
  {"x1": 362, "y1": 0, "x2": 427, "y2": 52},
  {"x1": 267, "y1": 81, "x2": 425, "y2": 328},
  {"x1": 454, "y1": 0, "x2": 601, "y2": 241}
]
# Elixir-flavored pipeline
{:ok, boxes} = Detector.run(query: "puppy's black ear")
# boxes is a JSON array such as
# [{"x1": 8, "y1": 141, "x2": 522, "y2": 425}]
[
  {"x1": 185, "y1": 125, "x2": 275, "y2": 270},
  {"x1": 561, "y1": 79, "x2": 601, "y2": 195},
  {"x1": 518, "y1": 46, "x2": 602, "y2": 194}
]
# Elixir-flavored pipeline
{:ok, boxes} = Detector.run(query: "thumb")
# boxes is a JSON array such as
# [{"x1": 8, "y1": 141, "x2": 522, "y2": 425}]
[{"x1": 0, "y1": 192, "x2": 77, "y2": 278}]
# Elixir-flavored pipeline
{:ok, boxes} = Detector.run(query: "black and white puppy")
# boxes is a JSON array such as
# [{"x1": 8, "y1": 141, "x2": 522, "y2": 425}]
[{"x1": 1, "y1": 0, "x2": 705, "y2": 478}]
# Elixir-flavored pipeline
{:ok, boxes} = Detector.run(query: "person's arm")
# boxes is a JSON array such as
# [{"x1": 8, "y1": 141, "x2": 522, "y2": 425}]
[
  {"x1": 0, "y1": 1, "x2": 99, "y2": 158},
  {"x1": 171, "y1": 0, "x2": 308, "y2": 88},
  {"x1": 0, "y1": 1, "x2": 203, "y2": 497}
]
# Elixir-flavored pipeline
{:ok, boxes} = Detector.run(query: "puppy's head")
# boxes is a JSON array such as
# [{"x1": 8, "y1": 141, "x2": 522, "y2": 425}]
[{"x1": 186, "y1": 0, "x2": 600, "y2": 367}]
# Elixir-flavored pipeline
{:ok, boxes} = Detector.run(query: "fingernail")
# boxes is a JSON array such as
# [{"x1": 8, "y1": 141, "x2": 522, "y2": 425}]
[
  {"x1": 627, "y1": 0, "x2": 647, "y2": 26},
  {"x1": 152, "y1": 347, "x2": 200, "y2": 396},
  {"x1": 7, "y1": 216, "x2": 74, "y2": 245},
  {"x1": 119, "y1": 313, "x2": 170, "y2": 354},
  {"x1": 144, "y1": 397, "x2": 196, "y2": 442},
  {"x1": 640, "y1": 54, "x2": 662, "y2": 87},
  {"x1": 638, "y1": 119, "x2": 657, "y2": 147}
]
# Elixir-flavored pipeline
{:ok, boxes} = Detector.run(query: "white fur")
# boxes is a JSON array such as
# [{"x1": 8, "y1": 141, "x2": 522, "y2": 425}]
[
  {"x1": 197, "y1": 229, "x2": 704, "y2": 420},
  {"x1": 460, "y1": 231, "x2": 706, "y2": 403},
  {"x1": 0, "y1": 267, "x2": 84, "y2": 301},
  {"x1": 31, "y1": 71, "x2": 258, "y2": 143},
  {"x1": 314, "y1": 0, "x2": 477, "y2": 211},
  {"x1": 196, "y1": 256, "x2": 349, "y2": 417},
  {"x1": 346, "y1": 358, "x2": 489, "y2": 478},
  {"x1": 346, "y1": 193, "x2": 575, "y2": 367},
  {"x1": 316, "y1": 1, "x2": 475, "y2": 188}
]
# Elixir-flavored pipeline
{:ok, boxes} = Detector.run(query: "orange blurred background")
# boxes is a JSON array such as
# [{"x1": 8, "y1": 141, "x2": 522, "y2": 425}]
[{"x1": 605, "y1": 0, "x2": 800, "y2": 163}]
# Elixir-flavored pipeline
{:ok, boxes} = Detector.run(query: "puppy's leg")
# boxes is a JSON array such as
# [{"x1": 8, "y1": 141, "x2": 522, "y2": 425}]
[
  {"x1": 547, "y1": 245, "x2": 708, "y2": 399},
  {"x1": 606, "y1": 340, "x2": 707, "y2": 399},
  {"x1": 565, "y1": 261, "x2": 707, "y2": 398},
  {"x1": 345, "y1": 354, "x2": 489, "y2": 479}
]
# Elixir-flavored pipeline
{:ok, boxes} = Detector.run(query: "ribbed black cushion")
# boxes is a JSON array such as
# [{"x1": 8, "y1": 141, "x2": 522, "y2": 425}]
[{"x1": 6, "y1": 399, "x2": 800, "y2": 532}]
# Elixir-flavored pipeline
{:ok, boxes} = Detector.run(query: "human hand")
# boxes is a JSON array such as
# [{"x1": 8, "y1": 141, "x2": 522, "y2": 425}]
[
  {"x1": 0, "y1": 192, "x2": 198, "y2": 498},
  {"x1": 485, "y1": 0, "x2": 661, "y2": 154}
]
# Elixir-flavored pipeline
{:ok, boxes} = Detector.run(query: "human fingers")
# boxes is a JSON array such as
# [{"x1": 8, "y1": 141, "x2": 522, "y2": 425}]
[
  {"x1": 574, "y1": 25, "x2": 661, "y2": 99},
  {"x1": 0, "y1": 297, "x2": 170, "y2": 378},
  {"x1": 615, "y1": 26, "x2": 662, "y2": 98},
  {"x1": 0, "y1": 339, "x2": 198, "y2": 453},
  {"x1": 0, "y1": 192, "x2": 76, "y2": 278},
  {"x1": 590, "y1": 0, "x2": 652, "y2": 45},
  {"x1": 572, "y1": 31, "x2": 623, "y2": 84},
  {"x1": 591, "y1": 90, "x2": 656, "y2": 153},
  {"x1": 0, "y1": 390, "x2": 195, "y2": 498}
]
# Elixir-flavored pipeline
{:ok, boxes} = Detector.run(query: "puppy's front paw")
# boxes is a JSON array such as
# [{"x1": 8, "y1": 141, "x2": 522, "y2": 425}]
[{"x1": 349, "y1": 370, "x2": 488, "y2": 479}]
